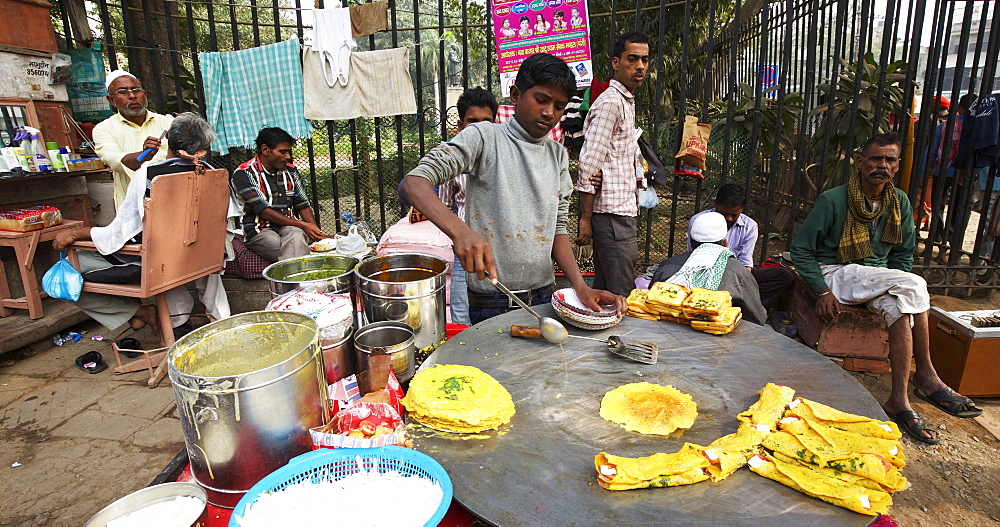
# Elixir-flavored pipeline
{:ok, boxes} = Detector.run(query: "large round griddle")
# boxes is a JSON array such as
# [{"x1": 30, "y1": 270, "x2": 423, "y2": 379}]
[{"x1": 410, "y1": 306, "x2": 882, "y2": 526}]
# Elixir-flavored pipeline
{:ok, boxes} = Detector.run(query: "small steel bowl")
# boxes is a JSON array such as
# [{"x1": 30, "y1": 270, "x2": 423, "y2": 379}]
[{"x1": 84, "y1": 482, "x2": 207, "y2": 526}]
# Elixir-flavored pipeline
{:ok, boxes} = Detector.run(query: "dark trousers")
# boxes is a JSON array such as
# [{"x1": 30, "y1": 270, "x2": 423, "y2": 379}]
[
  {"x1": 591, "y1": 213, "x2": 638, "y2": 297},
  {"x1": 467, "y1": 289, "x2": 553, "y2": 325},
  {"x1": 751, "y1": 267, "x2": 795, "y2": 309}
]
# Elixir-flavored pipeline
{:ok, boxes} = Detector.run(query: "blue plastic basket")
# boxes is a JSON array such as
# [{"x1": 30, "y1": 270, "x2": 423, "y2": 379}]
[{"x1": 229, "y1": 446, "x2": 452, "y2": 527}]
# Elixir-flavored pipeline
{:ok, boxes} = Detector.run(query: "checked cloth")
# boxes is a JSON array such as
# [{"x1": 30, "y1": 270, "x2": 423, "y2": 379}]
[
  {"x1": 667, "y1": 243, "x2": 734, "y2": 290},
  {"x1": 200, "y1": 37, "x2": 312, "y2": 151}
]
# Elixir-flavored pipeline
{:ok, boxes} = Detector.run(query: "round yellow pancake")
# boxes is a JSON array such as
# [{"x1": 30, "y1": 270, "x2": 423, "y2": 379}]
[
  {"x1": 600, "y1": 382, "x2": 698, "y2": 435},
  {"x1": 401, "y1": 364, "x2": 515, "y2": 433}
]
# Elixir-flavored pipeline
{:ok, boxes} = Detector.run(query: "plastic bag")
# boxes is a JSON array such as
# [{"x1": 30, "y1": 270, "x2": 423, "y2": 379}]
[
  {"x1": 675, "y1": 115, "x2": 712, "y2": 170},
  {"x1": 48, "y1": 53, "x2": 72, "y2": 84},
  {"x1": 42, "y1": 252, "x2": 83, "y2": 301},
  {"x1": 638, "y1": 187, "x2": 660, "y2": 209},
  {"x1": 335, "y1": 224, "x2": 367, "y2": 254}
]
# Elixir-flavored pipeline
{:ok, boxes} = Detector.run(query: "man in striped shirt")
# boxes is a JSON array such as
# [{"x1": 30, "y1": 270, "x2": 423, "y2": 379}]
[
  {"x1": 575, "y1": 31, "x2": 650, "y2": 296},
  {"x1": 230, "y1": 127, "x2": 324, "y2": 262}
]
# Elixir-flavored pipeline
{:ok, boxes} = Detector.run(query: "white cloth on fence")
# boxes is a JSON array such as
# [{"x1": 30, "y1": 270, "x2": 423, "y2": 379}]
[
  {"x1": 312, "y1": 7, "x2": 356, "y2": 87},
  {"x1": 303, "y1": 45, "x2": 417, "y2": 120},
  {"x1": 820, "y1": 263, "x2": 930, "y2": 328}
]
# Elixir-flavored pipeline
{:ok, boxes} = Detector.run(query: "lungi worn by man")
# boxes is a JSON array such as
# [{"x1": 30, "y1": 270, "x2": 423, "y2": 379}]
[{"x1": 790, "y1": 133, "x2": 982, "y2": 444}]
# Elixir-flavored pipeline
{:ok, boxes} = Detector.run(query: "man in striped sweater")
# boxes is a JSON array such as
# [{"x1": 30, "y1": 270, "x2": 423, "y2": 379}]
[{"x1": 230, "y1": 127, "x2": 324, "y2": 262}]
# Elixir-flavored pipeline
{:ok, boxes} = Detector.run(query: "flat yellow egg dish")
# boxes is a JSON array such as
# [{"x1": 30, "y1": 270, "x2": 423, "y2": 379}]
[
  {"x1": 600, "y1": 382, "x2": 698, "y2": 435},
  {"x1": 401, "y1": 364, "x2": 516, "y2": 433}
]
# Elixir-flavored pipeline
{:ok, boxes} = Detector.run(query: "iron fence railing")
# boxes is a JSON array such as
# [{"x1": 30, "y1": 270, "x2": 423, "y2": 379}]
[{"x1": 58, "y1": 0, "x2": 1000, "y2": 286}]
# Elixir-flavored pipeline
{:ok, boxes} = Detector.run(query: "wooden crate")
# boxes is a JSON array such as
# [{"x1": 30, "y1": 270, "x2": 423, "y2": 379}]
[{"x1": 929, "y1": 307, "x2": 1000, "y2": 397}]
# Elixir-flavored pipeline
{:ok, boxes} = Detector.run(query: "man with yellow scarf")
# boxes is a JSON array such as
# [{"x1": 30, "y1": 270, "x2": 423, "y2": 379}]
[{"x1": 791, "y1": 133, "x2": 982, "y2": 445}]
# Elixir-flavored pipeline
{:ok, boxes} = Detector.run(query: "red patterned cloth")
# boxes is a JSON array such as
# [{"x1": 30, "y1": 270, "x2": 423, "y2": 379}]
[
  {"x1": 225, "y1": 233, "x2": 274, "y2": 279},
  {"x1": 871, "y1": 515, "x2": 897, "y2": 527}
]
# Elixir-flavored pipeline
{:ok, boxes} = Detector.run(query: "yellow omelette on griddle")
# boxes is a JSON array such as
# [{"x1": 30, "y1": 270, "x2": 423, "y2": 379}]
[
  {"x1": 401, "y1": 364, "x2": 515, "y2": 433},
  {"x1": 600, "y1": 382, "x2": 697, "y2": 436}
]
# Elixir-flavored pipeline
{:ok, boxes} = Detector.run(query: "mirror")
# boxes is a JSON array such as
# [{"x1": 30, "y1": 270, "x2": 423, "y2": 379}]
[{"x1": 0, "y1": 105, "x2": 29, "y2": 148}]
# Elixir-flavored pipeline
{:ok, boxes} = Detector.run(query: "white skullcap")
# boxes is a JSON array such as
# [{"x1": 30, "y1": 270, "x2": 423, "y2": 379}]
[
  {"x1": 690, "y1": 212, "x2": 728, "y2": 243},
  {"x1": 105, "y1": 69, "x2": 138, "y2": 91}
]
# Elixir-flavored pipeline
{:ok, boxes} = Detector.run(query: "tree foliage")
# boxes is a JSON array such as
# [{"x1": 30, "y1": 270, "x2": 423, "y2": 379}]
[{"x1": 808, "y1": 52, "x2": 914, "y2": 185}]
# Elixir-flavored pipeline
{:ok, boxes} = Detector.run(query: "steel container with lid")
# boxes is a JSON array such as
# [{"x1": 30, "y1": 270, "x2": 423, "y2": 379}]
[{"x1": 167, "y1": 311, "x2": 329, "y2": 508}]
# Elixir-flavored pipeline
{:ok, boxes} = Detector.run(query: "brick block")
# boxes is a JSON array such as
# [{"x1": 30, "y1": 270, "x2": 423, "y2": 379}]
[
  {"x1": 842, "y1": 357, "x2": 891, "y2": 373},
  {"x1": 789, "y1": 273, "x2": 890, "y2": 360}
]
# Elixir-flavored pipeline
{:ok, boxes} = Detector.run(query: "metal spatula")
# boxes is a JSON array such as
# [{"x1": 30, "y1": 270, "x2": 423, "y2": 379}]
[{"x1": 510, "y1": 325, "x2": 658, "y2": 364}]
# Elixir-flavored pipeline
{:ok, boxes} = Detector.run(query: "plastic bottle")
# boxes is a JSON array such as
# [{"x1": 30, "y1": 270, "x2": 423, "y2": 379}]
[
  {"x1": 45, "y1": 141, "x2": 65, "y2": 171},
  {"x1": 59, "y1": 147, "x2": 74, "y2": 171},
  {"x1": 13, "y1": 127, "x2": 35, "y2": 171},
  {"x1": 26, "y1": 128, "x2": 53, "y2": 172}
]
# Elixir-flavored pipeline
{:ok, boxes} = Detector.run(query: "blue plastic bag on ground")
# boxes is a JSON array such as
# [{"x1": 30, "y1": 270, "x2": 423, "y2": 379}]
[{"x1": 42, "y1": 252, "x2": 83, "y2": 301}]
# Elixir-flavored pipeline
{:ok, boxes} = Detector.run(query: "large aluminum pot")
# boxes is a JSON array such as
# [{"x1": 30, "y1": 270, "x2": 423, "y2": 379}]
[
  {"x1": 167, "y1": 311, "x2": 329, "y2": 508},
  {"x1": 355, "y1": 253, "x2": 448, "y2": 355},
  {"x1": 262, "y1": 254, "x2": 359, "y2": 298},
  {"x1": 354, "y1": 321, "x2": 415, "y2": 389}
]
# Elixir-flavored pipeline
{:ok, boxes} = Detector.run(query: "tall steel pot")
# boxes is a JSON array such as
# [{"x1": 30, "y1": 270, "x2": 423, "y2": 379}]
[
  {"x1": 167, "y1": 311, "x2": 329, "y2": 508},
  {"x1": 355, "y1": 253, "x2": 449, "y2": 355}
]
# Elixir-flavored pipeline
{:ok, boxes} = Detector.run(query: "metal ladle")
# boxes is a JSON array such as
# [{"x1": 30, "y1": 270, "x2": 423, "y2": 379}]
[{"x1": 486, "y1": 271, "x2": 568, "y2": 344}]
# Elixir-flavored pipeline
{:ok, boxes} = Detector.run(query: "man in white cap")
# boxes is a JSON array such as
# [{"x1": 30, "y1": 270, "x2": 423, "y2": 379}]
[
  {"x1": 92, "y1": 70, "x2": 174, "y2": 208},
  {"x1": 650, "y1": 211, "x2": 767, "y2": 325}
]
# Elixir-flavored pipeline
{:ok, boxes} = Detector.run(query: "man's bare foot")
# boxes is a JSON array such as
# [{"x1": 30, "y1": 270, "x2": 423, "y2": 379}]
[{"x1": 128, "y1": 305, "x2": 161, "y2": 337}]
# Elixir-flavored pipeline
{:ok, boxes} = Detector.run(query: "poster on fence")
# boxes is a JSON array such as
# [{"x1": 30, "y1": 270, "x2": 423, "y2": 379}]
[{"x1": 491, "y1": 0, "x2": 593, "y2": 97}]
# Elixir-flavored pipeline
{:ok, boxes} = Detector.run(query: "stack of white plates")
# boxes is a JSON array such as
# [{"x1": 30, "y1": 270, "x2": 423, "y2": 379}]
[{"x1": 550, "y1": 288, "x2": 623, "y2": 330}]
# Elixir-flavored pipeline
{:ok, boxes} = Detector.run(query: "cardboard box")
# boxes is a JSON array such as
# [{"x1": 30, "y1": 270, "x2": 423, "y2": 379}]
[
  {"x1": 929, "y1": 307, "x2": 1000, "y2": 397},
  {"x1": 66, "y1": 157, "x2": 106, "y2": 172}
]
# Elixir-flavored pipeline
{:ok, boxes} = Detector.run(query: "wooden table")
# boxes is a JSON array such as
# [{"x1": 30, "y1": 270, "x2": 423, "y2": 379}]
[{"x1": 0, "y1": 220, "x2": 83, "y2": 319}]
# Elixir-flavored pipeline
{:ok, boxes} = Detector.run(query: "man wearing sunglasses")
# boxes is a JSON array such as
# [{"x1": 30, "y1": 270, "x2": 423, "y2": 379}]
[{"x1": 93, "y1": 70, "x2": 174, "y2": 208}]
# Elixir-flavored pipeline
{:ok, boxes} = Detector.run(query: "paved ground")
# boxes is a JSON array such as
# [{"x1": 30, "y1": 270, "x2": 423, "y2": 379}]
[{"x1": 0, "y1": 319, "x2": 184, "y2": 526}]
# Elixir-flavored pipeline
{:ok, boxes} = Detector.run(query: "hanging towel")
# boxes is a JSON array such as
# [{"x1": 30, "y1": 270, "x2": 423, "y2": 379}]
[
  {"x1": 303, "y1": 45, "x2": 417, "y2": 120},
  {"x1": 350, "y1": 1, "x2": 389, "y2": 38},
  {"x1": 352, "y1": 47, "x2": 417, "y2": 117},
  {"x1": 303, "y1": 45, "x2": 360, "y2": 120},
  {"x1": 200, "y1": 37, "x2": 312, "y2": 151},
  {"x1": 313, "y1": 8, "x2": 356, "y2": 87}
]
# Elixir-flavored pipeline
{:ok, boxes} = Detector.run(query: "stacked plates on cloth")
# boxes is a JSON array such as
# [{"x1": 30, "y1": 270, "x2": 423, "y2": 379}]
[{"x1": 551, "y1": 288, "x2": 623, "y2": 330}]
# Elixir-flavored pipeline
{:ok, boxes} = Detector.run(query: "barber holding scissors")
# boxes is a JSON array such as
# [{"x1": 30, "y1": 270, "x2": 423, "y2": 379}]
[{"x1": 92, "y1": 69, "x2": 174, "y2": 209}]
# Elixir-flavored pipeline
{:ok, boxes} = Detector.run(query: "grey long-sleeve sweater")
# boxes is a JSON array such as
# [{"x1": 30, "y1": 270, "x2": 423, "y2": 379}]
[{"x1": 407, "y1": 118, "x2": 572, "y2": 293}]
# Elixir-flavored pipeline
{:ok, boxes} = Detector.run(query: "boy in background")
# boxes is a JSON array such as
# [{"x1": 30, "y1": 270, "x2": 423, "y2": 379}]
[
  {"x1": 401, "y1": 53, "x2": 625, "y2": 323},
  {"x1": 438, "y1": 87, "x2": 499, "y2": 325}
]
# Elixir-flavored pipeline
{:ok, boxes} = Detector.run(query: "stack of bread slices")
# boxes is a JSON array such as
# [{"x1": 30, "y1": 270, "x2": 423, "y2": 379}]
[{"x1": 626, "y1": 282, "x2": 742, "y2": 335}]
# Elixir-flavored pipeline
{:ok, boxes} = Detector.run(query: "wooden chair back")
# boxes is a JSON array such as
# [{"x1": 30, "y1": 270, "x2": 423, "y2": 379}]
[{"x1": 77, "y1": 168, "x2": 229, "y2": 298}]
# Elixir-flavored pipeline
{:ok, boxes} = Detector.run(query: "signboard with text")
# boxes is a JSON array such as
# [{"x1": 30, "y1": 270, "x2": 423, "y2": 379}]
[{"x1": 491, "y1": 0, "x2": 593, "y2": 97}]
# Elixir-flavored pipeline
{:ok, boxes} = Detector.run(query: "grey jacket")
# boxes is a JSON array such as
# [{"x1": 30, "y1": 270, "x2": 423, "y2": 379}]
[{"x1": 407, "y1": 118, "x2": 572, "y2": 292}]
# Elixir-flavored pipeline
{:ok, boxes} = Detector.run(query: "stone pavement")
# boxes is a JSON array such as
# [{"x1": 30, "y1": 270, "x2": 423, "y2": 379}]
[{"x1": 0, "y1": 316, "x2": 185, "y2": 526}]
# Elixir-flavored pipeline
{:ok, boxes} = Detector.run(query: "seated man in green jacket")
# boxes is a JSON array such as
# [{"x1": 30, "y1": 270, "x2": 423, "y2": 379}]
[{"x1": 790, "y1": 133, "x2": 981, "y2": 445}]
